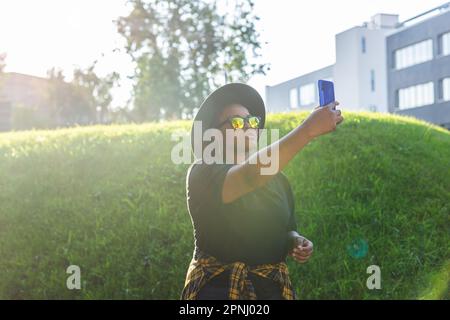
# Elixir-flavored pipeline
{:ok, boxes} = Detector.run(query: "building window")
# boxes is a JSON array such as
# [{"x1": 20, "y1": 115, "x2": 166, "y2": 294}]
[
  {"x1": 394, "y1": 39, "x2": 433, "y2": 70},
  {"x1": 370, "y1": 70, "x2": 375, "y2": 92},
  {"x1": 289, "y1": 88, "x2": 298, "y2": 109},
  {"x1": 299, "y1": 83, "x2": 316, "y2": 106},
  {"x1": 438, "y1": 31, "x2": 450, "y2": 56},
  {"x1": 439, "y1": 78, "x2": 450, "y2": 101},
  {"x1": 397, "y1": 82, "x2": 434, "y2": 110},
  {"x1": 361, "y1": 37, "x2": 366, "y2": 54}
]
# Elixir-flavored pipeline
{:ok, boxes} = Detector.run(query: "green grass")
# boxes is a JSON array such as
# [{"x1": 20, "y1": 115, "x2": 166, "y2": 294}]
[{"x1": 0, "y1": 112, "x2": 449, "y2": 299}]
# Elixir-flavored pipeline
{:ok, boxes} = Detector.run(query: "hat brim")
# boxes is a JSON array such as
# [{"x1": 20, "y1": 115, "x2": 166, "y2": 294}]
[{"x1": 190, "y1": 83, "x2": 266, "y2": 159}]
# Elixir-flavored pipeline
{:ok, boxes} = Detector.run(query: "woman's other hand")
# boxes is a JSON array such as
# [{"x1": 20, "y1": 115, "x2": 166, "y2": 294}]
[
  {"x1": 301, "y1": 101, "x2": 344, "y2": 139},
  {"x1": 289, "y1": 235, "x2": 314, "y2": 264}
]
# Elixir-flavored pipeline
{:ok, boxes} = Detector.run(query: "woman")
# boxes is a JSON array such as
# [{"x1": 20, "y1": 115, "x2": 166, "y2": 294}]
[{"x1": 181, "y1": 83, "x2": 343, "y2": 300}]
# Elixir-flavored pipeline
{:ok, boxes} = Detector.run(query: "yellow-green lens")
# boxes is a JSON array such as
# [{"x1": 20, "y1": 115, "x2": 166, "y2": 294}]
[
  {"x1": 248, "y1": 116, "x2": 260, "y2": 128},
  {"x1": 231, "y1": 117, "x2": 244, "y2": 129}
]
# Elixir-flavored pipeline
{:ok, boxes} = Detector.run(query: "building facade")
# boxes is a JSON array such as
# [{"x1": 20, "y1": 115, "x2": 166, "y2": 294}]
[
  {"x1": 0, "y1": 72, "x2": 97, "y2": 131},
  {"x1": 265, "y1": 3, "x2": 450, "y2": 129},
  {"x1": 387, "y1": 8, "x2": 450, "y2": 129},
  {"x1": 0, "y1": 72, "x2": 51, "y2": 131},
  {"x1": 265, "y1": 65, "x2": 333, "y2": 113}
]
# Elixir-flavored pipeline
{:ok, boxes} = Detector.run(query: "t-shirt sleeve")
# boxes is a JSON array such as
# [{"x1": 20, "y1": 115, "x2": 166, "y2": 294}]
[
  {"x1": 280, "y1": 173, "x2": 297, "y2": 232},
  {"x1": 187, "y1": 162, "x2": 235, "y2": 214}
]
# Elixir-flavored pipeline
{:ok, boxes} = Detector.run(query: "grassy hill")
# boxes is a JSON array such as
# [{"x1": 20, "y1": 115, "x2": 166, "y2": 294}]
[{"x1": 0, "y1": 112, "x2": 448, "y2": 299}]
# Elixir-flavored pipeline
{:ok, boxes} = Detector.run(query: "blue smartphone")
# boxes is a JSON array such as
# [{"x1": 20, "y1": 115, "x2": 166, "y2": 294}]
[{"x1": 318, "y1": 80, "x2": 335, "y2": 107}]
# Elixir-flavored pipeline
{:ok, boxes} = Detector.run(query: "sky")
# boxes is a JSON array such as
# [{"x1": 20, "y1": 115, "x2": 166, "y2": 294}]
[{"x1": 0, "y1": 0, "x2": 447, "y2": 108}]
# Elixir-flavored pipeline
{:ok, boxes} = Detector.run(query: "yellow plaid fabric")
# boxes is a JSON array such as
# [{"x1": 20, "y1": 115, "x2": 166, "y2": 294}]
[{"x1": 181, "y1": 250, "x2": 296, "y2": 300}]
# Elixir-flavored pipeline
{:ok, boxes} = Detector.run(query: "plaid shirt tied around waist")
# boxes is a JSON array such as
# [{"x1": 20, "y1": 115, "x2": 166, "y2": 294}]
[{"x1": 180, "y1": 250, "x2": 297, "y2": 300}]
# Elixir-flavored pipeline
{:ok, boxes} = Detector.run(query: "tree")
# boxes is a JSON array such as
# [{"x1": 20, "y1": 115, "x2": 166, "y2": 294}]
[
  {"x1": 117, "y1": 0, "x2": 268, "y2": 121},
  {"x1": 46, "y1": 68, "x2": 94, "y2": 127},
  {"x1": 72, "y1": 62, "x2": 120, "y2": 123},
  {"x1": 44, "y1": 63, "x2": 119, "y2": 128},
  {"x1": 46, "y1": 68, "x2": 71, "y2": 126}
]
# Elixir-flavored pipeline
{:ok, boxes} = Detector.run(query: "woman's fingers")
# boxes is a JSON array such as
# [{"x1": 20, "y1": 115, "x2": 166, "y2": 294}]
[
  {"x1": 326, "y1": 101, "x2": 339, "y2": 110},
  {"x1": 294, "y1": 244, "x2": 312, "y2": 254},
  {"x1": 293, "y1": 249, "x2": 309, "y2": 257},
  {"x1": 293, "y1": 251, "x2": 312, "y2": 259},
  {"x1": 293, "y1": 245, "x2": 313, "y2": 257},
  {"x1": 291, "y1": 236, "x2": 314, "y2": 263},
  {"x1": 325, "y1": 101, "x2": 339, "y2": 109},
  {"x1": 315, "y1": 101, "x2": 339, "y2": 111},
  {"x1": 329, "y1": 100, "x2": 342, "y2": 124},
  {"x1": 293, "y1": 253, "x2": 311, "y2": 263},
  {"x1": 301, "y1": 239, "x2": 313, "y2": 250},
  {"x1": 291, "y1": 246, "x2": 313, "y2": 263},
  {"x1": 334, "y1": 108, "x2": 344, "y2": 125}
]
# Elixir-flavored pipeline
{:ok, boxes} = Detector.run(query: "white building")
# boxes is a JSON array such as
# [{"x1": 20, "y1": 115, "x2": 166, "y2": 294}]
[
  {"x1": 265, "y1": 13, "x2": 399, "y2": 114},
  {"x1": 334, "y1": 14, "x2": 399, "y2": 113},
  {"x1": 266, "y1": 3, "x2": 450, "y2": 129}
]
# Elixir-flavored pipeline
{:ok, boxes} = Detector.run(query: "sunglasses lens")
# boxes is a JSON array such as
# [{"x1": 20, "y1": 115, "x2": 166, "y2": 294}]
[
  {"x1": 248, "y1": 116, "x2": 260, "y2": 128},
  {"x1": 231, "y1": 117, "x2": 244, "y2": 129}
]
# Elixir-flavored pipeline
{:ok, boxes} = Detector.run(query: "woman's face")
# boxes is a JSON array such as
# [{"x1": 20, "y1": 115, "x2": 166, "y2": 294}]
[{"x1": 216, "y1": 104, "x2": 259, "y2": 162}]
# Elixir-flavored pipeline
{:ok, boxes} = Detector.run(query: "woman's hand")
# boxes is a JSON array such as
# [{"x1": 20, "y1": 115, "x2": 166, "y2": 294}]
[
  {"x1": 289, "y1": 235, "x2": 314, "y2": 264},
  {"x1": 300, "y1": 101, "x2": 344, "y2": 140}
]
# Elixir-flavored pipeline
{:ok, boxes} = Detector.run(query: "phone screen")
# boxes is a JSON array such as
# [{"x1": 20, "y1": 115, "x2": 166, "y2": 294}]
[{"x1": 318, "y1": 80, "x2": 335, "y2": 107}]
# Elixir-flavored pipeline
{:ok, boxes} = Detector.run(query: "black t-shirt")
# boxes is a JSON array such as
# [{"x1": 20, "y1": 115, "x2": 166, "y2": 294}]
[{"x1": 186, "y1": 160, "x2": 298, "y2": 266}]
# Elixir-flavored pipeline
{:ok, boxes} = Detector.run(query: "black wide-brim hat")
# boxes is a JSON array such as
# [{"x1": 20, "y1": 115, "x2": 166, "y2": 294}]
[{"x1": 190, "y1": 83, "x2": 266, "y2": 159}]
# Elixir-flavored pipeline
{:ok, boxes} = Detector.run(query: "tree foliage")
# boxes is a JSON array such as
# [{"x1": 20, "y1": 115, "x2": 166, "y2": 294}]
[
  {"x1": 72, "y1": 62, "x2": 120, "y2": 123},
  {"x1": 45, "y1": 68, "x2": 93, "y2": 126},
  {"x1": 117, "y1": 0, "x2": 267, "y2": 121},
  {"x1": 44, "y1": 64, "x2": 119, "y2": 127}
]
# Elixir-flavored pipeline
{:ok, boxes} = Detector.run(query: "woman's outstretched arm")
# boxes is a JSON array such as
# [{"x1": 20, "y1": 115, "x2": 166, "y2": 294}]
[{"x1": 222, "y1": 102, "x2": 343, "y2": 203}]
